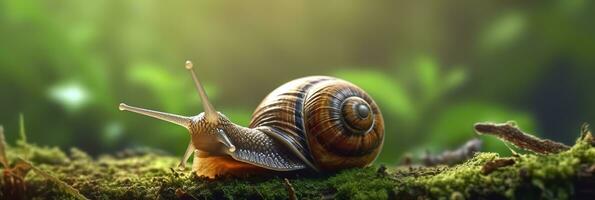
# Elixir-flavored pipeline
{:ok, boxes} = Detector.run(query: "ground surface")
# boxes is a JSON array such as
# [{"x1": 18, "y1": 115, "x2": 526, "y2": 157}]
[{"x1": 0, "y1": 133, "x2": 593, "y2": 200}]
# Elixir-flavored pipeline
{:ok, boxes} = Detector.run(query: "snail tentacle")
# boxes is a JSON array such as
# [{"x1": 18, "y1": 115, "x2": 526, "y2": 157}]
[
  {"x1": 216, "y1": 129, "x2": 236, "y2": 152},
  {"x1": 178, "y1": 140, "x2": 196, "y2": 170},
  {"x1": 185, "y1": 60, "x2": 218, "y2": 123},
  {"x1": 118, "y1": 103, "x2": 192, "y2": 129}
]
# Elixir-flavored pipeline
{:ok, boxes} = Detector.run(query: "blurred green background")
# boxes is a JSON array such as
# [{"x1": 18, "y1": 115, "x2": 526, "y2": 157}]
[{"x1": 0, "y1": 1, "x2": 593, "y2": 165}]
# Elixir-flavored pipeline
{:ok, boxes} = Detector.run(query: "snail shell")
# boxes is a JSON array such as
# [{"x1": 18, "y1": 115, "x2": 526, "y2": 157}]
[{"x1": 250, "y1": 76, "x2": 384, "y2": 171}]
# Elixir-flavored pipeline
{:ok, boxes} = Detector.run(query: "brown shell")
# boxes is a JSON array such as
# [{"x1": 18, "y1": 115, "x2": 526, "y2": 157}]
[{"x1": 249, "y1": 76, "x2": 384, "y2": 171}]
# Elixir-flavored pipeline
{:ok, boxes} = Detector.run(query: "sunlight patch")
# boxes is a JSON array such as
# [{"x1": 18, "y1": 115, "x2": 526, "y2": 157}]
[{"x1": 48, "y1": 82, "x2": 89, "y2": 112}]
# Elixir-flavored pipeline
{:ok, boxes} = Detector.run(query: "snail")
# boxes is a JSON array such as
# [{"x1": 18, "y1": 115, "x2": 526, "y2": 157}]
[{"x1": 119, "y1": 61, "x2": 384, "y2": 178}]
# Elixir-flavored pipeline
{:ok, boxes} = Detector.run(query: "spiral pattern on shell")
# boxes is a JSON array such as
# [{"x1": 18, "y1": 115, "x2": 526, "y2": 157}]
[{"x1": 249, "y1": 76, "x2": 384, "y2": 171}]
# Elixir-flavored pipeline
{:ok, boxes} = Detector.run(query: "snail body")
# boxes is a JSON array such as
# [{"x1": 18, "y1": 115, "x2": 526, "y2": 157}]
[{"x1": 119, "y1": 61, "x2": 384, "y2": 178}]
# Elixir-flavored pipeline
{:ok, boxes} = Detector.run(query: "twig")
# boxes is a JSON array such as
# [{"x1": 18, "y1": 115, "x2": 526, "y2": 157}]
[
  {"x1": 254, "y1": 187, "x2": 265, "y2": 200},
  {"x1": 17, "y1": 158, "x2": 87, "y2": 200},
  {"x1": 580, "y1": 123, "x2": 594, "y2": 145},
  {"x1": 0, "y1": 126, "x2": 8, "y2": 168},
  {"x1": 423, "y1": 139, "x2": 482, "y2": 166},
  {"x1": 175, "y1": 188, "x2": 198, "y2": 200},
  {"x1": 481, "y1": 158, "x2": 515, "y2": 175},
  {"x1": 0, "y1": 122, "x2": 88, "y2": 200},
  {"x1": 376, "y1": 164, "x2": 388, "y2": 177},
  {"x1": 580, "y1": 123, "x2": 590, "y2": 140},
  {"x1": 283, "y1": 178, "x2": 297, "y2": 200},
  {"x1": 19, "y1": 113, "x2": 27, "y2": 144},
  {"x1": 17, "y1": 114, "x2": 30, "y2": 160},
  {"x1": 474, "y1": 121, "x2": 570, "y2": 154},
  {"x1": 399, "y1": 154, "x2": 413, "y2": 166}
]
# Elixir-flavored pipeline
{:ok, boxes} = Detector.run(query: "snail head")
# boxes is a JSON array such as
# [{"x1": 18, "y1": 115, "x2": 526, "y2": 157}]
[{"x1": 118, "y1": 60, "x2": 236, "y2": 154}]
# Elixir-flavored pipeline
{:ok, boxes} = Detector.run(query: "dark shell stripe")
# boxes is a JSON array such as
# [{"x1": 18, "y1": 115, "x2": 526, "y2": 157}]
[
  {"x1": 249, "y1": 76, "x2": 335, "y2": 167},
  {"x1": 249, "y1": 77, "x2": 333, "y2": 136},
  {"x1": 252, "y1": 95, "x2": 304, "y2": 135},
  {"x1": 292, "y1": 78, "x2": 335, "y2": 135}
]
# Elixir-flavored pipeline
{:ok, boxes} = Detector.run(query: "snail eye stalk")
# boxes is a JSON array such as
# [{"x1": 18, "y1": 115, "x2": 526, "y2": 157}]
[
  {"x1": 118, "y1": 103, "x2": 192, "y2": 129},
  {"x1": 185, "y1": 60, "x2": 218, "y2": 124}
]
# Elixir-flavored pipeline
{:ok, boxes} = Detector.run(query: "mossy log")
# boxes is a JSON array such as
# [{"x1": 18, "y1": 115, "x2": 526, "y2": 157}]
[{"x1": 0, "y1": 134, "x2": 593, "y2": 200}]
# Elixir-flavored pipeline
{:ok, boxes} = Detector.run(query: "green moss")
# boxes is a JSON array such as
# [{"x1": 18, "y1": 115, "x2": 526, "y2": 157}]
[{"x1": 1, "y1": 138, "x2": 593, "y2": 199}]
